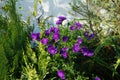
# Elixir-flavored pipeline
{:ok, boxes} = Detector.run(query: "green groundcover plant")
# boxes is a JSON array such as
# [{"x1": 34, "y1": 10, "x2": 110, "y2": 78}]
[{"x1": 0, "y1": 0, "x2": 120, "y2": 80}]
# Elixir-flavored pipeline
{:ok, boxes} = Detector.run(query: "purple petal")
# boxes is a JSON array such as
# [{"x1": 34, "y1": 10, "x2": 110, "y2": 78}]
[
  {"x1": 75, "y1": 22, "x2": 82, "y2": 27},
  {"x1": 84, "y1": 31, "x2": 89, "y2": 37},
  {"x1": 81, "y1": 47, "x2": 94, "y2": 57},
  {"x1": 88, "y1": 33, "x2": 95, "y2": 40},
  {"x1": 44, "y1": 30, "x2": 51, "y2": 36},
  {"x1": 87, "y1": 50, "x2": 94, "y2": 57},
  {"x1": 53, "y1": 27, "x2": 60, "y2": 33},
  {"x1": 70, "y1": 25, "x2": 76, "y2": 31},
  {"x1": 62, "y1": 36, "x2": 68, "y2": 42},
  {"x1": 94, "y1": 76, "x2": 101, "y2": 80},
  {"x1": 77, "y1": 38, "x2": 82, "y2": 44},
  {"x1": 75, "y1": 22, "x2": 82, "y2": 30},
  {"x1": 31, "y1": 32, "x2": 40, "y2": 40},
  {"x1": 81, "y1": 46, "x2": 88, "y2": 56},
  {"x1": 49, "y1": 27, "x2": 54, "y2": 32},
  {"x1": 40, "y1": 38, "x2": 48, "y2": 45},
  {"x1": 47, "y1": 45, "x2": 58, "y2": 55},
  {"x1": 58, "y1": 16, "x2": 66, "y2": 21},
  {"x1": 61, "y1": 52, "x2": 68, "y2": 58},
  {"x1": 57, "y1": 70, "x2": 66, "y2": 79},
  {"x1": 56, "y1": 20, "x2": 62, "y2": 25},
  {"x1": 53, "y1": 33, "x2": 60, "y2": 41},
  {"x1": 62, "y1": 47, "x2": 69, "y2": 52},
  {"x1": 72, "y1": 43, "x2": 80, "y2": 53}
]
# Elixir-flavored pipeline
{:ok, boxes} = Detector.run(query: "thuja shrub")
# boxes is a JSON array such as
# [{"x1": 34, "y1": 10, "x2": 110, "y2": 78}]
[{"x1": 0, "y1": 0, "x2": 34, "y2": 79}]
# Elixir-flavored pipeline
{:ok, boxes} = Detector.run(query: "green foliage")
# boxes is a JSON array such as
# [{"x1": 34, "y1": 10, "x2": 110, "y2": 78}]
[
  {"x1": 33, "y1": 0, "x2": 43, "y2": 17},
  {"x1": 21, "y1": 44, "x2": 39, "y2": 80},
  {"x1": 37, "y1": 42, "x2": 51, "y2": 79},
  {"x1": 0, "y1": 0, "x2": 120, "y2": 80},
  {"x1": 33, "y1": 0, "x2": 39, "y2": 17},
  {"x1": 0, "y1": 0, "x2": 30, "y2": 79},
  {"x1": 0, "y1": 45, "x2": 8, "y2": 79},
  {"x1": 0, "y1": 0, "x2": 52, "y2": 79}
]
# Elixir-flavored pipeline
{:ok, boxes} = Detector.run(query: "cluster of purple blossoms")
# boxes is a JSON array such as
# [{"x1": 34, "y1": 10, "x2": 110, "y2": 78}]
[
  {"x1": 51, "y1": 27, "x2": 60, "y2": 33},
  {"x1": 44, "y1": 27, "x2": 60, "y2": 42},
  {"x1": 31, "y1": 32, "x2": 49, "y2": 45},
  {"x1": 60, "y1": 47, "x2": 69, "y2": 58},
  {"x1": 72, "y1": 37, "x2": 94, "y2": 57},
  {"x1": 81, "y1": 46, "x2": 94, "y2": 57},
  {"x1": 57, "y1": 70, "x2": 66, "y2": 80},
  {"x1": 70, "y1": 22, "x2": 82, "y2": 31},
  {"x1": 52, "y1": 27, "x2": 60, "y2": 41},
  {"x1": 56, "y1": 16, "x2": 66, "y2": 25},
  {"x1": 31, "y1": 16, "x2": 94, "y2": 58},
  {"x1": 44, "y1": 27, "x2": 60, "y2": 36}
]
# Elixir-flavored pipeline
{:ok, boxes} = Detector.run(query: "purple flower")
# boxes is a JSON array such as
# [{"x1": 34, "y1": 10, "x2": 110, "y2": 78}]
[
  {"x1": 60, "y1": 50, "x2": 65, "y2": 54},
  {"x1": 70, "y1": 25, "x2": 75, "y2": 31},
  {"x1": 77, "y1": 38, "x2": 82, "y2": 44},
  {"x1": 49, "y1": 27, "x2": 54, "y2": 32},
  {"x1": 57, "y1": 70, "x2": 66, "y2": 80},
  {"x1": 44, "y1": 30, "x2": 51, "y2": 36},
  {"x1": 62, "y1": 36, "x2": 68, "y2": 42},
  {"x1": 88, "y1": 33, "x2": 95, "y2": 40},
  {"x1": 77, "y1": 26, "x2": 82, "y2": 30},
  {"x1": 60, "y1": 50, "x2": 68, "y2": 58},
  {"x1": 53, "y1": 33, "x2": 60, "y2": 41},
  {"x1": 47, "y1": 45, "x2": 58, "y2": 55},
  {"x1": 31, "y1": 32, "x2": 40, "y2": 40},
  {"x1": 56, "y1": 20, "x2": 62, "y2": 25},
  {"x1": 56, "y1": 16, "x2": 66, "y2": 25},
  {"x1": 75, "y1": 22, "x2": 82, "y2": 27},
  {"x1": 94, "y1": 76, "x2": 101, "y2": 80},
  {"x1": 87, "y1": 50, "x2": 94, "y2": 57},
  {"x1": 81, "y1": 46, "x2": 94, "y2": 57},
  {"x1": 72, "y1": 43, "x2": 80, "y2": 53},
  {"x1": 81, "y1": 46, "x2": 89, "y2": 56},
  {"x1": 70, "y1": 22, "x2": 82, "y2": 31},
  {"x1": 58, "y1": 16, "x2": 66, "y2": 21},
  {"x1": 84, "y1": 31, "x2": 89, "y2": 37},
  {"x1": 61, "y1": 52, "x2": 68, "y2": 58},
  {"x1": 53, "y1": 27, "x2": 60, "y2": 33},
  {"x1": 62, "y1": 47, "x2": 69, "y2": 52},
  {"x1": 75, "y1": 22, "x2": 82, "y2": 30},
  {"x1": 60, "y1": 47, "x2": 69, "y2": 58},
  {"x1": 40, "y1": 38, "x2": 48, "y2": 45}
]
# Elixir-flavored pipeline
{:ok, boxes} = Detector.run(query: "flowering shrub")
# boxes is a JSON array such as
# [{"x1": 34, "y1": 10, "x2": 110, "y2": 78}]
[{"x1": 30, "y1": 16, "x2": 101, "y2": 80}]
